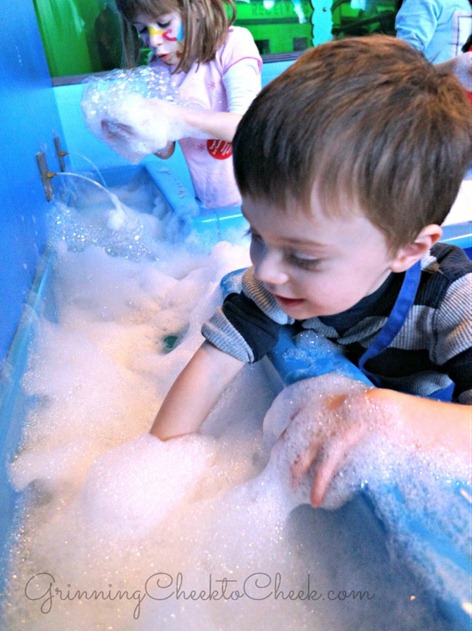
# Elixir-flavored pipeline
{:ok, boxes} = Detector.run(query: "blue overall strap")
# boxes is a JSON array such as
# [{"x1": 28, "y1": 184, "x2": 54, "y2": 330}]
[
  {"x1": 358, "y1": 262, "x2": 422, "y2": 386},
  {"x1": 358, "y1": 261, "x2": 455, "y2": 401}
]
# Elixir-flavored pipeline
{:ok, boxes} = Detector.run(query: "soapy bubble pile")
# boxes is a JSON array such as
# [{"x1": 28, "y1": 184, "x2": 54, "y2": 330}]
[
  {"x1": 81, "y1": 66, "x2": 180, "y2": 163},
  {"x1": 2, "y1": 175, "x2": 471, "y2": 630},
  {"x1": 49, "y1": 173, "x2": 169, "y2": 260},
  {"x1": 48, "y1": 167, "x2": 223, "y2": 259}
]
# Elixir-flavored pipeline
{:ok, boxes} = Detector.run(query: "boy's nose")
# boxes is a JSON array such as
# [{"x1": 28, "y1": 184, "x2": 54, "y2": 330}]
[{"x1": 252, "y1": 249, "x2": 289, "y2": 286}]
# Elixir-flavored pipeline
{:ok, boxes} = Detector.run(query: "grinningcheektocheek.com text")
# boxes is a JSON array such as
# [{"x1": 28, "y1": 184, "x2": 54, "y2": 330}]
[{"x1": 24, "y1": 571, "x2": 376, "y2": 620}]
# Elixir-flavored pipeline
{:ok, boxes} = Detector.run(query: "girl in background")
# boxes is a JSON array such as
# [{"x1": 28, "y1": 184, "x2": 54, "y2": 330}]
[{"x1": 105, "y1": 0, "x2": 262, "y2": 209}]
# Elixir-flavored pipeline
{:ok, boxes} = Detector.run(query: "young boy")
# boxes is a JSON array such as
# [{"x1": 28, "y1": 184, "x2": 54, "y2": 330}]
[{"x1": 150, "y1": 36, "x2": 472, "y2": 506}]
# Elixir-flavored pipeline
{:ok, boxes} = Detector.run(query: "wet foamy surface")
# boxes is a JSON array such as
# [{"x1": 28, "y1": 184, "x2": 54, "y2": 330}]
[{"x1": 1, "y1": 175, "x2": 470, "y2": 630}]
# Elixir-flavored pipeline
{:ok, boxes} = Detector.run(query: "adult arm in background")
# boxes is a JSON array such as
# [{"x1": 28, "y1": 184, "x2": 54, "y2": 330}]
[{"x1": 395, "y1": 0, "x2": 440, "y2": 53}]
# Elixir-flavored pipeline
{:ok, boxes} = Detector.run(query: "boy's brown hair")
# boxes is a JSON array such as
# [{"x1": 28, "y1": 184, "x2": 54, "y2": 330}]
[
  {"x1": 233, "y1": 36, "x2": 472, "y2": 249},
  {"x1": 116, "y1": 0, "x2": 236, "y2": 73}
]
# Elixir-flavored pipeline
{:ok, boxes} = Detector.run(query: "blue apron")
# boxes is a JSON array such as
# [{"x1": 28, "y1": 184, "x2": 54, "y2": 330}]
[{"x1": 357, "y1": 262, "x2": 455, "y2": 402}]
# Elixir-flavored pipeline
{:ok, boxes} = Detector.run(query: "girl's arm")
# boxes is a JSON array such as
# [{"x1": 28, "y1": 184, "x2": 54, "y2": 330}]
[
  {"x1": 148, "y1": 56, "x2": 262, "y2": 142},
  {"x1": 150, "y1": 341, "x2": 244, "y2": 440},
  {"x1": 167, "y1": 57, "x2": 262, "y2": 141},
  {"x1": 100, "y1": 58, "x2": 261, "y2": 152},
  {"x1": 101, "y1": 97, "x2": 242, "y2": 154},
  {"x1": 169, "y1": 107, "x2": 242, "y2": 142}
]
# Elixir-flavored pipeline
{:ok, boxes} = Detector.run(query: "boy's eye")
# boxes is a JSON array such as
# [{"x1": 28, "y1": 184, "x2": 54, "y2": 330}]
[
  {"x1": 288, "y1": 253, "x2": 320, "y2": 270},
  {"x1": 245, "y1": 228, "x2": 262, "y2": 243}
]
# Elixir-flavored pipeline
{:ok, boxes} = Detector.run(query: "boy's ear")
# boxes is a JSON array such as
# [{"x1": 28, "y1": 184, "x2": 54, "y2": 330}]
[{"x1": 389, "y1": 224, "x2": 443, "y2": 273}]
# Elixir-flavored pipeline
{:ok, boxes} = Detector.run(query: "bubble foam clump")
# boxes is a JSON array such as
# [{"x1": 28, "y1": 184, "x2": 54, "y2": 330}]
[
  {"x1": 50, "y1": 198, "x2": 167, "y2": 260},
  {"x1": 9, "y1": 438, "x2": 101, "y2": 494},
  {"x1": 3, "y1": 179, "x2": 471, "y2": 630},
  {"x1": 81, "y1": 66, "x2": 180, "y2": 163},
  {"x1": 81, "y1": 434, "x2": 217, "y2": 540}
]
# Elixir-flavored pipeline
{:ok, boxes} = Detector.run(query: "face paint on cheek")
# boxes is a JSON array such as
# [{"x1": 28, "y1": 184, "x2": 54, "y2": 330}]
[
  {"x1": 162, "y1": 29, "x2": 176, "y2": 41},
  {"x1": 162, "y1": 22, "x2": 184, "y2": 42},
  {"x1": 148, "y1": 25, "x2": 164, "y2": 37},
  {"x1": 176, "y1": 22, "x2": 184, "y2": 42}
]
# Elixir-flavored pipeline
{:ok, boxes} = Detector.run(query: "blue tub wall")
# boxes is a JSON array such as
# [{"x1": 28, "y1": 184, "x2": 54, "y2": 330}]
[
  {"x1": 0, "y1": 0, "x2": 71, "y2": 590},
  {"x1": 0, "y1": 1, "x2": 67, "y2": 369}
]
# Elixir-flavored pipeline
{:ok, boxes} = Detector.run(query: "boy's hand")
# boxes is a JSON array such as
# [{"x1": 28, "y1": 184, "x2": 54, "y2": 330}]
[
  {"x1": 290, "y1": 388, "x2": 386, "y2": 508},
  {"x1": 287, "y1": 381, "x2": 471, "y2": 509},
  {"x1": 262, "y1": 375, "x2": 377, "y2": 510}
]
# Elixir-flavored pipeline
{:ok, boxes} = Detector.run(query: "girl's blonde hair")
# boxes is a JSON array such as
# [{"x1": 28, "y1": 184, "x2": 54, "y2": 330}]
[{"x1": 115, "y1": 0, "x2": 236, "y2": 72}]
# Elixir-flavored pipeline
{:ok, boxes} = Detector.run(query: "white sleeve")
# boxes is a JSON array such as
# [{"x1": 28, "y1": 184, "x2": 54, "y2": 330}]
[{"x1": 223, "y1": 58, "x2": 262, "y2": 114}]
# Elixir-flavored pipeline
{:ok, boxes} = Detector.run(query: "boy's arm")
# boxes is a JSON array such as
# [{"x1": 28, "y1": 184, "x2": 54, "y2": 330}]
[
  {"x1": 150, "y1": 341, "x2": 244, "y2": 441},
  {"x1": 292, "y1": 387, "x2": 471, "y2": 508}
]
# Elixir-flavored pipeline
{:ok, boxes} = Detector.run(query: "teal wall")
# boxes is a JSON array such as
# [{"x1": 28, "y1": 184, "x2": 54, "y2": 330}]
[{"x1": 0, "y1": 1, "x2": 66, "y2": 368}]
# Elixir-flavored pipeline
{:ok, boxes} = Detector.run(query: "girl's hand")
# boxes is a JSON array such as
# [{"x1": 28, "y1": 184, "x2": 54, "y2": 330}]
[{"x1": 101, "y1": 94, "x2": 183, "y2": 162}]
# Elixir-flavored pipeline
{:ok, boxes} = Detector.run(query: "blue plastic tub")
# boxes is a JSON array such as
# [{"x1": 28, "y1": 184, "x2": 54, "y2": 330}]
[
  {"x1": 220, "y1": 263, "x2": 471, "y2": 629},
  {"x1": 0, "y1": 164, "x2": 470, "y2": 630}
]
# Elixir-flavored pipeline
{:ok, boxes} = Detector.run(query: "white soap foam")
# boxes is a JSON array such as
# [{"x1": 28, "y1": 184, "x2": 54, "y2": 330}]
[
  {"x1": 81, "y1": 67, "x2": 181, "y2": 163},
  {"x1": 81, "y1": 434, "x2": 217, "y2": 539},
  {"x1": 2, "y1": 178, "x2": 470, "y2": 631}
]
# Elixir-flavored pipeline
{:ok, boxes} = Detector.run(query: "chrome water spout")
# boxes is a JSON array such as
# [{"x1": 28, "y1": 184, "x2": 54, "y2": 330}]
[
  {"x1": 53, "y1": 137, "x2": 107, "y2": 187},
  {"x1": 53, "y1": 135, "x2": 67, "y2": 172},
  {"x1": 36, "y1": 150, "x2": 55, "y2": 201}
]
